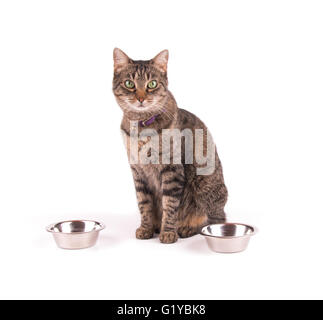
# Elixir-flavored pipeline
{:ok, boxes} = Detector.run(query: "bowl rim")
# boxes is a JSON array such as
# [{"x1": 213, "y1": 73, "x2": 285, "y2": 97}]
[
  {"x1": 199, "y1": 222, "x2": 258, "y2": 239},
  {"x1": 46, "y1": 220, "x2": 105, "y2": 234}
]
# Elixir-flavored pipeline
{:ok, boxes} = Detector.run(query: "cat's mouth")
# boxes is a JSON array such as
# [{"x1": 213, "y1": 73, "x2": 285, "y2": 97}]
[
  {"x1": 132, "y1": 103, "x2": 151, "y2": 111},
  {"x1": 117, "y1": 96, "x2": 164, "y2": 119},
  {"x1": 125, "y1": 100, "x2": 154, "y2": 111}
]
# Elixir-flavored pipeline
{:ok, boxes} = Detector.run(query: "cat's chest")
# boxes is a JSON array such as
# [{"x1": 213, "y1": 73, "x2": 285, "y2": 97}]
[
  {"x1": 137, "y1": 164, "x2": 162, "y2": 193},
  {"x1": 122, "y1": 129, "x2": 162, "y2": 164}
]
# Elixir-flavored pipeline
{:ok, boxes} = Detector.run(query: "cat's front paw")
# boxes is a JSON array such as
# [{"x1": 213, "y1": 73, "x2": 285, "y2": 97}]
[
  {"x1": 159, "y1": 231, "x2": 178, "y2": 244},
  {"x1": 136, "y1": 227, "x2": 154, "y2": 240}
]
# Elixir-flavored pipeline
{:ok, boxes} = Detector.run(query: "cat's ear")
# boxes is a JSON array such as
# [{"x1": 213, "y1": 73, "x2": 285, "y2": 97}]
[
  {"x1": 113, "y1": 48, "x2": 131, "y2": 73},
  {"x1": 152, "y1": 50, "x2": 169, "y2": 73}
]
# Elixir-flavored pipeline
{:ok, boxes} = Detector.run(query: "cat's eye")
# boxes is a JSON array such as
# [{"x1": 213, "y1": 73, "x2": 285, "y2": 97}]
[
  {"x1": 147, "y1": 80, "x2": 157, "y2": 89},
  {"x1": 124, "y1": 80, "x2": 135, "y2": 89}
]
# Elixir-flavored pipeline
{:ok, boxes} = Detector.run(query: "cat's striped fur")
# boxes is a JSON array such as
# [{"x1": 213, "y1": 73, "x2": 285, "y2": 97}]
[{"x1": 113, "y1": 48, "x2": 227, "y2": 243}]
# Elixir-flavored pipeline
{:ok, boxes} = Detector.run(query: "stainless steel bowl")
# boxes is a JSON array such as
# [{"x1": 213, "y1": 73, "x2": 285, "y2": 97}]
[
  {"x1": 200, "y1": 223, "x2": 257, "y2": 253},
  {"x1": 46, "y1": 220, "x2": 105, "y2": 249}
]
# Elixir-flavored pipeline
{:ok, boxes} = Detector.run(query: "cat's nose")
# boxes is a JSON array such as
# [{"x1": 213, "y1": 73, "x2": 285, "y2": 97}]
[{"x1": 135, "y1": 89, "x2": 146, "y2": 103}]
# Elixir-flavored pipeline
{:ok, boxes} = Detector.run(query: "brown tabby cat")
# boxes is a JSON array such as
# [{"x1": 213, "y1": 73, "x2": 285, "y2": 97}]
[{"x1": 113, "y1": 48, "x2": 228, "y2": 243}]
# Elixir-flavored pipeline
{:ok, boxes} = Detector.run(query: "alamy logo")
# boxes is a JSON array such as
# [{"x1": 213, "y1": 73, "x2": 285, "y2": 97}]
[{"x1": 121, "y1": 121, "x2": 216, "y2": 175}]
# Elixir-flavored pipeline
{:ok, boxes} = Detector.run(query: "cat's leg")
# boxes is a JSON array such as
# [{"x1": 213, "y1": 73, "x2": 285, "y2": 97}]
[
  {"x1": 159, "y1": 165, "x2": 185, "y2": 244},
  {"x1": 152, "y1": 197, "x2": 162, "y2": 234},
  {"x1": 176, "y1": 190, "x2": 207, "y2": 238},
  {"x1": 206, "y1": 183, "x2": 227, "y2": 224},
  {"x1": 196, "y1": 180, "x2": 228, "y2": 224},
  {"x1": 131, "y1": 166, "x2": 155, "y2": 239},
  {"x1": 176, "y1": 181, "x2": 226, "y2": 237},
  {"x1": 177, "y1": 214, "x2": 207, "y2": 238}
]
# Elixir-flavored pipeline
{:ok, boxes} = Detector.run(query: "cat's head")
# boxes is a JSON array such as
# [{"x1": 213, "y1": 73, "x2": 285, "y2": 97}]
[{"x1": 112, "y1": 48, "x2": 169, "y2": 120}]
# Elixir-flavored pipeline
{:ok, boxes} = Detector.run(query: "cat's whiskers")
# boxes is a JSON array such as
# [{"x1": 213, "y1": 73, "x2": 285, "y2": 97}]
[{"x1": 154, "y1": 102, "x2": 174, "y2": 122}]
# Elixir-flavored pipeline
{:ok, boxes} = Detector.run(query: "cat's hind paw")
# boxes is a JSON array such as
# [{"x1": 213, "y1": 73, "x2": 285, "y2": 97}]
[
  {"x1": 136, "y1": 227, "x2": 154, "y2": 240},
  {"x1": 177, "y1": 226, "x2": 197, "y2": 238},
  {"x1": 159, "y1": 231, "x2": 178, "y2": 244}
]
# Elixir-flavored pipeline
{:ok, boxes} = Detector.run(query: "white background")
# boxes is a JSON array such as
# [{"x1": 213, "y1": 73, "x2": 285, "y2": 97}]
[{"x1": 0, "y1": 0, "x2": 322, "y2": 300}]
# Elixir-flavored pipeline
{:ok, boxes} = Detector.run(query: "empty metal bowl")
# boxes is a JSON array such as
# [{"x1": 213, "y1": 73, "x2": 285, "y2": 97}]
[
  {"x1": 46, "y1": 220, "x2": 105, "y2": 249},
  {"x1": 200, "y1": 223, "x2": 257, "y2": 253}
]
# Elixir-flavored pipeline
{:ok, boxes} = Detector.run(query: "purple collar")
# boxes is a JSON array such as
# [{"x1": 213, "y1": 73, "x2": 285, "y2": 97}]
[{"x1": 139, "y1": 109, "x2": 165, "y2": 127}]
